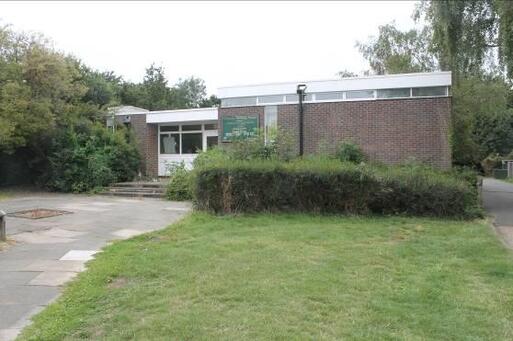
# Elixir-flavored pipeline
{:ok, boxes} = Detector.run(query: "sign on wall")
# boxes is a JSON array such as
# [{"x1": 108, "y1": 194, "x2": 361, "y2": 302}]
[{"x1": 221, "y1": 116, "x2": 259, "y2": 141}]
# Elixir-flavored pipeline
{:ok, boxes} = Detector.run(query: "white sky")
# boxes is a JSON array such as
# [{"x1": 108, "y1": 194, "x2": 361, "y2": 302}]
[{"x1": 0, "y1": 1, "x2": 418, "y2": 95}]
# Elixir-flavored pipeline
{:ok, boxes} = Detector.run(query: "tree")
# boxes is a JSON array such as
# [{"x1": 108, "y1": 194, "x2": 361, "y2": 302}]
[
  {"x1": 141, "y1": 63, "x2": 170, "y2": 110},
  {"x1": 337, "y1": 70, "x2": 358, "y2": 78},
  {"x1": 170, "y1": 76, "x2": 207, "y2": 109},
  {"x1": 356, "y1": 23, "x2": 437, "y2": 75},
  {"x1": 417, "y1": 0, "x2": 513, "y2": 80}
]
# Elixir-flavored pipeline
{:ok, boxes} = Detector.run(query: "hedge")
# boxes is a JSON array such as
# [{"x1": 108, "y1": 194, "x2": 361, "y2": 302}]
[{"x1": 194, "y1": 159, "x2": 480, "y2": 218}]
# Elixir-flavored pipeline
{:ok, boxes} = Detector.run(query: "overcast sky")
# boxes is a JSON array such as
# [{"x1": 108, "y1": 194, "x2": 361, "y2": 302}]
[{"x1": 1, "y1": 1, "x2": 418, "y2": 95}]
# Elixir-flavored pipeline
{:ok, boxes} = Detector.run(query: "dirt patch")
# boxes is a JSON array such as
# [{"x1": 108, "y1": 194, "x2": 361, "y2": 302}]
[
  {"x1": 8, "y1": 209, "x2": 72, "y2": 220},
  {"x1": 107, "y1": 277, "x2": 129, "y2": 289}
]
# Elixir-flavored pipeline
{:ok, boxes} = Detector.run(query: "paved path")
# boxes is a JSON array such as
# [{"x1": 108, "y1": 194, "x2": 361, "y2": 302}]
[
  {"x1": 483, "y1": 178, "x2": 513, "y2": 248},
  {"x1": 0, "y1": 193, "x2": 190, "y2": 341}
]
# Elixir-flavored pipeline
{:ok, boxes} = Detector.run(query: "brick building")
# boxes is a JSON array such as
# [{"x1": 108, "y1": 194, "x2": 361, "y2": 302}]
[{"x1": 113, "y1": 71, "x2": 452, "y2": 177}]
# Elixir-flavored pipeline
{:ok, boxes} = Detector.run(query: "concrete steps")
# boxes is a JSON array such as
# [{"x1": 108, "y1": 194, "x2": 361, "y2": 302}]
[{"x1": 100, "y1": 181, "x2": 167, "y2": 199}]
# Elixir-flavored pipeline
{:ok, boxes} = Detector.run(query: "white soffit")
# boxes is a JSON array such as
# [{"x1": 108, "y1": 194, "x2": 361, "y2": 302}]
[
  {"x1": 218, "y1": 71, "x2": 452, "y2": 98},
  {"x1": 146, "y1": 108, "x2": 218, "y2": 124}
]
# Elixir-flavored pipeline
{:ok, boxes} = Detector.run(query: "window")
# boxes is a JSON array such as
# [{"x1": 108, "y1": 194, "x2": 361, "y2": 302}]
[
  {"x1": 285, "y1": 94, "x2": 298, "y2": 102},
  {"x1": 160, "y1": 125, "x2": 178, "y2": 132},
  {"x1": 264, "y1": 106, "x2": 278, "y2": 143},
  {"x1": 258, "y1": 95, "x2": 284, "y2": 104},
  {"x1": 315, "y1": 92, "x2": 344, "y2": 101},
  {"x1": 181, "y1": 133, "x2": 202, "y2": 154},
  {"x1": 160, "y1": 133, "x2": 180, "y2": 154},
  {"x1": 221, "y1": 97, "x2": 257, "y2": 107},
  {"x1": 204, "y1": 123, "x2": 218, "y2": 130},
  {"x1": 207, "y1": 136, "x2": 218, "y2": 149},
  {"x1": 346, "y1": 90, "x2": 375, "y2": 99},
  {"x1": 305, "y1": 93, "x2": 314, "y2": 101},
  {"x1": 377, "y1": 88, "x2": 410, "y2": 99},
  {"x1": 412, "y1": 86, "x2": 447, "y2": 97},
  {"x1": 182, "y1": 124, "x2": 201, "y2": 131}
]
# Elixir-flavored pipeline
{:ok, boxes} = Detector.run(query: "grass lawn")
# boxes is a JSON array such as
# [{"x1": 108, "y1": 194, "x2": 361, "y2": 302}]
[
  {"x1": 19, "y1": 213, "x2": 513, "y2": 340},
  {"x1": 0, "y1": 192, "x2": 9, "y2": 201}
]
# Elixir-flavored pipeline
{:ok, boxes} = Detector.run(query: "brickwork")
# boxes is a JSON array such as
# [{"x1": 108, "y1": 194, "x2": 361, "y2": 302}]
[
  {"x1": 219, "y1": 97, "x2": 452, "y2": 169},
  {"x1": 117, "y1": 114, "x2": 159, "y2": 177}
]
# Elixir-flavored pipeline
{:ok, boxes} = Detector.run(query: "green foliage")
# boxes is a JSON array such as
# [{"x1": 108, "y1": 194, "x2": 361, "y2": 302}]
[
  {"x1": 356, "y1": 22, "x2": 436, "y2": 75},
  {"x1": 223, "y1": 129, "x2": 296, "y2": 162},
  {"x1": 336, "y1": 141, "x2": 366, "y2": 163},
  {"x1": 46, "y1": 123, "x2": 140, "y2": 192},
  {"x1": 194, "y1": 158, "x2": 480, "y2": 218},
  {"x1": 119, "y1": 66, "x2": 216, "y2": 111},
  {"x1": 481, "y1": 153, "x2": 503, "y2": 176},
  {"x1": 165, "y1": 162, "x2": 193, "y2": 201}
]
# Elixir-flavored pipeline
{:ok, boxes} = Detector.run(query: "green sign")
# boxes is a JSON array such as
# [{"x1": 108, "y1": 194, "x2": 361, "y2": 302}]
[{"x1": 222, "y1": 116, "x2": 259, "y2": 141}]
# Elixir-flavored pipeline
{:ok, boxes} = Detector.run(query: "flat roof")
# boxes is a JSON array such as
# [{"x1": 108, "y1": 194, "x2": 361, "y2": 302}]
[
  {"x1": 146, "y1": 107, "x2": 218, "y2": 124},
  {"x1": 217, "y1": 71, "x2": 452, "y2": 99}
]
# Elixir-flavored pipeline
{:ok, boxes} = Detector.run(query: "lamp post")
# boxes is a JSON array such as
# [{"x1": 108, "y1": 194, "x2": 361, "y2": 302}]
[{"x1": 296, "y1": 84, "x2": 307, "y2": 156}]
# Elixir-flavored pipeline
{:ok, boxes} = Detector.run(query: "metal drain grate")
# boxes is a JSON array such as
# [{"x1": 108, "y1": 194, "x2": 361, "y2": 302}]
[{"x1": 7, "y1": 209, "x2": 72, "y2": 220}]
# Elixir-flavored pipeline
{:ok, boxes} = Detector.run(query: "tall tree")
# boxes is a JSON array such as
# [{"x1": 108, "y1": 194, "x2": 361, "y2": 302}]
[
  {"x1": 141, "y1": 63, "x2": 169, "y2": 110},
  {"x1": 417, "y1": 0, "x2": 513, "y2": 80},
  {"x1": 356, "y1": 23, "x2": 437, "y2": 75}
]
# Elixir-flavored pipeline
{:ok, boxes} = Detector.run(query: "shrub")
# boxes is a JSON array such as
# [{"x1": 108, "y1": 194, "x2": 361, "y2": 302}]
[
  {"x1": 166, "y1": 162, "x2": 192, "y2": 201},
  {"x1": 481, "y1": 153, "x2": 503, "y2": 176},
  {"x1": 336, "y1": 141, "x2": 366, "y2": 163},
  {"x1": 194, "y1": 158, "x2": 481, "y2": 218},
  {"x1": 46, "y1": 122, "x2": 140, "y2": 192}
]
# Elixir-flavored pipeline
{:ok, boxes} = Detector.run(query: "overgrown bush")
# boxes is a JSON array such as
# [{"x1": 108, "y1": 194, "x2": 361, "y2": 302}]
[
  {"x1": 194, "y1": 158, "x2": 481, "y2": 218},
  {"x1": 46, "y1": 122, "x2": 140, "y2": 192},
  {"x1": 336, "y1": 141, "x2": 366, "y2": 163},
  {"x1": 165, "y1": 162, "x2": 192, "y2": 201}
]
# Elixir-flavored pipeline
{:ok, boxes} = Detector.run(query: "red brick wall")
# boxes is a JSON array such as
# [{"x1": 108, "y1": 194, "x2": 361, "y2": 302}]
[
  {"x1": 219, "y1": 97, "x2": 452, "y2": 169},
  {"x1": 119, "y1": 114, "x2": 159, "y2": 177}
]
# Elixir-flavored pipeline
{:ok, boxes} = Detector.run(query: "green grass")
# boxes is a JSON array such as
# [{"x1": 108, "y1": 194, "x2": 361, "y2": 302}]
[
  {"x1": 0, "y1": 192, "x2": 9, "y2": 201},
  {"x1": 19, "y1": 213, "x2": 513, "y2": 340}
]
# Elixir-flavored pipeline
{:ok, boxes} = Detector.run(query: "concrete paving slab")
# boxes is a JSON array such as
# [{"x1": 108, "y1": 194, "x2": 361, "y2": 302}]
[
  {"x1": 0, "y1": 192, "x2": 190, "y2": 337},
  {"x1": 0, "y1": 272, "x2": 40, "y2": 287},
  {"x1": 11, "y1": 232, "x2": 75, "y2": 244},
  {"x1": 28, "y1": 271, "x2": 78, "y2": 286},
  {"x1": 23, "y1": 260, "x2": 86, "y2": 272},
  {"x1": 41, "y1": 228, "x2": 86, "y2": 238},
  {"x1": 59, "y1": 250, "x2": 98, "y2": 261},
  {"x1": 0, "y1": 328, "x2": 21, "y2": 341},
  {"x1": 111, "y1": 229, "x2": 144, "y2": 239},
  {"x1": 0, "y1": 286, "x2": 59, "y2": 305}
]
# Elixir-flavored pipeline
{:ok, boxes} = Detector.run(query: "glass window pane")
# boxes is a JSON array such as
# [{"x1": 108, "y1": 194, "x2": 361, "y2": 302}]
[
  {"x1": 412, "y1": 86, "x2": 447, "y2": 97},
  {"x1": 315, "y1": 92, "x2": 344, "y2": 101},
  {"x1": 160, "y1": 125, "x2": 178, "y2": 132},
  {"x1": 265, "y1": 106, "x2": 278, "y2": 143},
  {"x1": 182, "y1": 124, "x2": 202, "y2": 131},
  {"x1": 305, "y1": 93, "x2": 314, "y2": 101},
  {"x1": 346, "y1": 90, "x2": 374, "y2": 99},
  {"x1": 207, "y1": 136, "x2": 218, "y2": 149},
  {"x1": 221, "y1": 97, "x2": 257, "y2": 107},
  {"x1": 160, "y1": 133, "x2": 180, "y2": 154},
  {"x1": 258, "y1": 95, "x2": 284, "y2": 104},
  {"x1": 377, "y1": 88, "x2": 410, "y2": 99},
  {"x1": 182, "y1": 133, "x2": 202, "y2": 154},
  {"x1": 204, "y1": 123, "x2": 218, "y2": 130},
  {"x1": 285, "y1": 94, "x2": 298, "y2": 102}
]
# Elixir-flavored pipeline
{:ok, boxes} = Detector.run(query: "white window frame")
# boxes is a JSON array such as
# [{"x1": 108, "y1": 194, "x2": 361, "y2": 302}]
[{"x1": 159, "y1": 123, "x2": 217, "y2": 155}]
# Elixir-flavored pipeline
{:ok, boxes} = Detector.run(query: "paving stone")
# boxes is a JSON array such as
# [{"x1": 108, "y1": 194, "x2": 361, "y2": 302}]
[
  {"x1": 41, "y1": 228, "x2": 86, "y2": 238},
  {"x1": 28, "y1": 271, "x2": 78, "y2": 286},
  {"x1": 59, "y1": 250, "x2": 98, "y2": 261},
  {"x1": 111, "y1": 229, "x2": 143, "y2": 239},
  {"x1": 23, "y1": 260, "x2": 85, "y2": 272},
  {"x1": 11, "y1": 232, "x2": 75, "y2": 244},
  {"x1": 0, "y1": 328, "x2": 21, "y2": 341},
  {"x1": 0, "y1": 272, "x2": 40, "y2": 287},
  {"x1": 0, "y1": 286, "x2": 58, "y2": 306}
]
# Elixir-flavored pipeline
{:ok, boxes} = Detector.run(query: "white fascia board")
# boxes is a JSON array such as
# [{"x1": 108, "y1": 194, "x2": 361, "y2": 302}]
[
  {"x1": 146, "y1": 108, "x2": 218, "y2": 124},
  {"x1": 218, "y1": 72, "x2": 452, "y2": 99}
]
